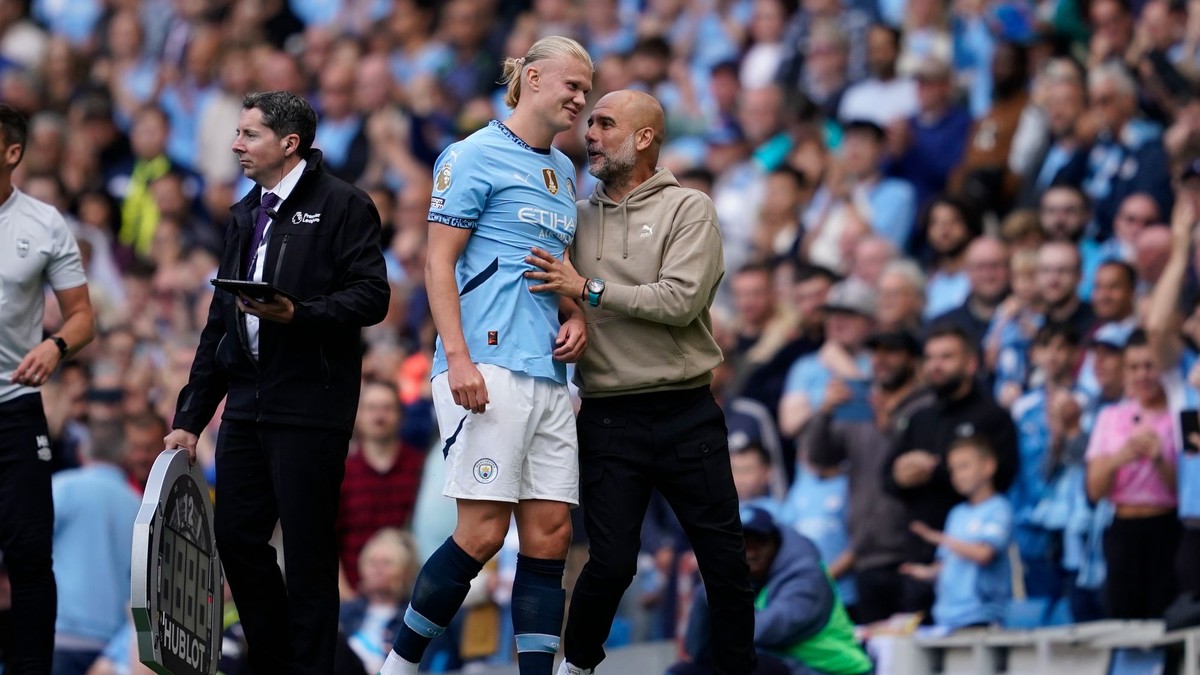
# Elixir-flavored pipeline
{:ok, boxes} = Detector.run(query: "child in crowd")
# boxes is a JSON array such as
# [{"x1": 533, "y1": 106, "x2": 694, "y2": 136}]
[
  {"x1": 998, "y1": 209, "x2": 1044, "y2": 255},
  {"x1": 988, "y1": 249, "x2": 1044, "y2": 407},
  {"x1": 730, "y1": 442, "x2": 784, "y2": 517},
  {"x1": 782, "y1": 452, "x2": 856, "y2": 614},
  {"x1": 901, "y1": 437, "x2": 1013, "y2": 629}
]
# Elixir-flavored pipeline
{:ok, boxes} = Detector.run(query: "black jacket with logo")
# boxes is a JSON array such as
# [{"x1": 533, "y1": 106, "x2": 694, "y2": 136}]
[
  {"x1": 883, "y1": 383, "x2": 1019, "y2": 563},
  {"x1": 174, "y1": 150, "x2": 389, "y2": 434}
]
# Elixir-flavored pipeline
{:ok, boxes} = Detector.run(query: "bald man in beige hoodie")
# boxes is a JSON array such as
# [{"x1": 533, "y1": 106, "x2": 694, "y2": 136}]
[{"x1": 526, "y1": 90, "x2": 757, "y2": 675}]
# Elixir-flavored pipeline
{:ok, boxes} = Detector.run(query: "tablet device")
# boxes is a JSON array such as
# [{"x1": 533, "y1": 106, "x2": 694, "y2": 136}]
[{"x1": 209, "y1": 279, "x2": 297, "y2": 303}]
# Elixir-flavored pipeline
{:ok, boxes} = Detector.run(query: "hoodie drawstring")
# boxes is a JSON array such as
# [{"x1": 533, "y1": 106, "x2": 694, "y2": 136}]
[
  {"x1": 596, "y1": 201, "x2": 605, "y2": 260},
  {"x1": 621, "y1": 200, "x2": 629, "y2": 259},
  {"x1": 593, "y1": 199, "x2": 631, "y2": 259}
]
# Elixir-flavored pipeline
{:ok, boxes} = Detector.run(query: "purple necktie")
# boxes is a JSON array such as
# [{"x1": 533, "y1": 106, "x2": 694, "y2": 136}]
[{"x1": 244, "y1": 192, "x2": 279, "y2": 279}]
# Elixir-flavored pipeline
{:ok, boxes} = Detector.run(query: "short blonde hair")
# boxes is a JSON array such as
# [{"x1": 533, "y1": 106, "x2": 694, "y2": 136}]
[{"x1": 500, "y1": 36, "x2": 594, "y2": 109}]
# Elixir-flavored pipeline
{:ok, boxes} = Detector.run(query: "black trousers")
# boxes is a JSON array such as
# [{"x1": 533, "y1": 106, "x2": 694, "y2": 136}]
[
  {"x1": 1104, "y1": 512, "x2": 1181, "y2": 619},
  {"x1": 563, "y1": 387, "x2": 757, "y2": 674},
  {"x1": 1176, "y1": 527, "x2": 1200, "y2": 597},
  {"x1": 854, "y1": 564, "x2": 906, "y2": 625},
  {"x1": 214, "y1": 420, "x2": 349, "y2": 675},
  {"x1": 0, "y1": 394, "x2": 56, "y2": 674}
]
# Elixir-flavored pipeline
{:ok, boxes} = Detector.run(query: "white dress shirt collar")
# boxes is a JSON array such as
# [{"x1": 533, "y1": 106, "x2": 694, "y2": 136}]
[{"x1": 261, "y1": 158, "x2": 307, "y2": 205}]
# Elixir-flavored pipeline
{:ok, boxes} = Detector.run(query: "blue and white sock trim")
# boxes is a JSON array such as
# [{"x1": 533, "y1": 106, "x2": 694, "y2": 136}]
[
  {"x1": 515, "y1": 633, "x2": 561, "y2": 654},
  {"x1": 402, "y1": 606, "x2": 446, "y2": 639}
]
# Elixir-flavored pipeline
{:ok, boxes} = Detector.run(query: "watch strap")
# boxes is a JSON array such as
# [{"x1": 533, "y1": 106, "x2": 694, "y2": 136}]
[
  {"x1": 586, "y1": 279, "x2": 604, "y2": 307},
  {"x1": 49, "y1": 335, "x2": 68, "y2": 358}
]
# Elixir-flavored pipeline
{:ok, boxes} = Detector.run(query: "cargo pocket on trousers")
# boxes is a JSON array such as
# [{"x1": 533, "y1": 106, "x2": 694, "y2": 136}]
[
  {"x1": 675, "y1": 437, "x2": 736, "y2": 502},
  {"x1": 578, "y1": 413, "x2": 624, "y2": 495},
  {"x1": 579, "y1": 412, "x2": 626, "y2": 457}
]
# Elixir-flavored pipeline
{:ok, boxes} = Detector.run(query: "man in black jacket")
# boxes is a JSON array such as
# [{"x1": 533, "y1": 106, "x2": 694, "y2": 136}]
[
  {"x1": 165, "y1": 90, "x2": 389, "y2": 675},
  {"x1": 884, "y1": 325, "x2": 1018, "y2": 617}
]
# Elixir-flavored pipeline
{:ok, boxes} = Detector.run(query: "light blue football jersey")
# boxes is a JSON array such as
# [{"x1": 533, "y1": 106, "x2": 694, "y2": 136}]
[
  {"x1": 429, "y1": 121, "x2": 578, "y2": 384},
  {"x1": 934, "y1": 495, "x2": 1013, "y2": 628}
]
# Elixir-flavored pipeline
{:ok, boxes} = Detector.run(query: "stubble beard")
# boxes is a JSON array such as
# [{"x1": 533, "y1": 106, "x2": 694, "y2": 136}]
[
  {"x1": 932, "y1": 372, "x2": 967, "y2": 400},
  {"x1": 878, "y1": 364, "x2": 915, "y2": 392},
  {"x1": 589, "y1": 134, "x2": 638, "y2": 193}
]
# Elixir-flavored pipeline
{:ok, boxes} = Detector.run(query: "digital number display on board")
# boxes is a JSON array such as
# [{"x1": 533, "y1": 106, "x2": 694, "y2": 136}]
[{"x1": 132, "y1": 449, "x2": 223, "y2": 675}]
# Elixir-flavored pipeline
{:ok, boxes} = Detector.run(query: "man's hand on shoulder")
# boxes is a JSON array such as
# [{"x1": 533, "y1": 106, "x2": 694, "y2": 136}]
[{"x1": 237, "y1": 294, "x2": 295, "y2": 323}]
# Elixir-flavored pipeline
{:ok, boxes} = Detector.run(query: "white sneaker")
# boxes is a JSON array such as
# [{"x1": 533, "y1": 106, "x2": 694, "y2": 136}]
[{"x1": 556, "y1": 661, "x2": 594, "y2": 675}]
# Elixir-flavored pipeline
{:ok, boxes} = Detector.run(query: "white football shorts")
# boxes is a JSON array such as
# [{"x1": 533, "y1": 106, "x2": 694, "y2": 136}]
[{"x1": 433, "y1": 363, "x2": 579, "y2": 505}]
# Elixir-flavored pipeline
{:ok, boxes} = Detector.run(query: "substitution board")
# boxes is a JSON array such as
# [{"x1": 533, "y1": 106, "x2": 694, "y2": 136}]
[{"x1": 131, "y1": 449, "x2": 223, "y2": 675}]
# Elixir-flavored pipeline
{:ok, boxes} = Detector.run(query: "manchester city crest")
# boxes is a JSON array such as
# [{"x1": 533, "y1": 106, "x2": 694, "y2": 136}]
[
  {"x1": 17, "y1": 238, "x2": 30, "y2": 258},
  {"x1": 474, "y1": 458, "x2": 498, "y2": 484}
]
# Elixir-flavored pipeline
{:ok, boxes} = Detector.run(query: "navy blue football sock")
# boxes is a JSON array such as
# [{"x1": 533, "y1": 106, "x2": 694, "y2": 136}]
[
  {"x1": 391, "y1": 537, "x2": 485, "y2": 663},
  {"x1": 511, "y1": 554, "x2": 566, "y2": 674}
]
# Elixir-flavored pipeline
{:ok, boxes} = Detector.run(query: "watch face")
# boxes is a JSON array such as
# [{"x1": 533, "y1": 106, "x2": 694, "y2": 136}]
[{"x1": 587, "y1": 279, "x2": 604, "y2": 294}]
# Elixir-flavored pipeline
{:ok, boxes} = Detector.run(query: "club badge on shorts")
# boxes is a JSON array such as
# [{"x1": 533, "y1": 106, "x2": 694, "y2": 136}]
[{"x1": 474, "y1": 458, "x2": 498, "y2": 484}]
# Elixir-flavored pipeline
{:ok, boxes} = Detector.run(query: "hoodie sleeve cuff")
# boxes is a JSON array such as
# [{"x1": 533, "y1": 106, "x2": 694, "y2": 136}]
[{"x1": 599, "y1": 282, "x2": 635, "y2": 314}]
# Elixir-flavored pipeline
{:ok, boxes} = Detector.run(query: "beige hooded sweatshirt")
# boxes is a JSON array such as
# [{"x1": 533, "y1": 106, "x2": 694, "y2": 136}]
[{"x1": 571, "y1": 168, "x2": 725, "y2": 397}]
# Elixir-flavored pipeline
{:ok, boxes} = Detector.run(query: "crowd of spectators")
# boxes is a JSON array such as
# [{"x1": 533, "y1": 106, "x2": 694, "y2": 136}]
[{"x1": 5, "y1": 0, "x2": 1200, "y2": 670}]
